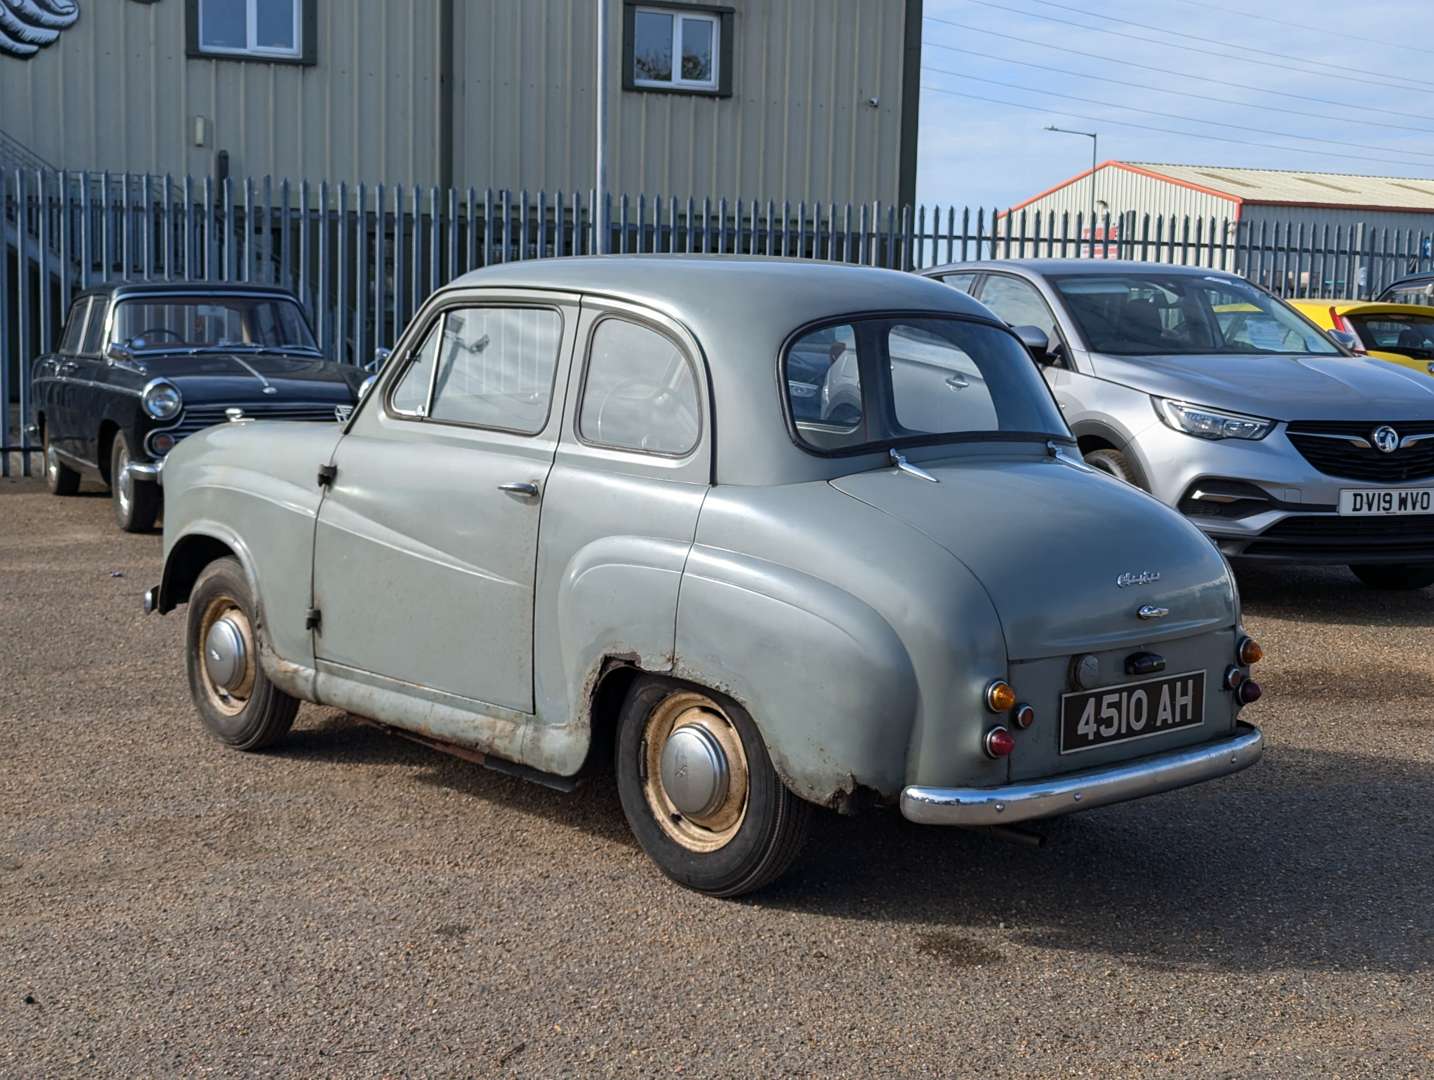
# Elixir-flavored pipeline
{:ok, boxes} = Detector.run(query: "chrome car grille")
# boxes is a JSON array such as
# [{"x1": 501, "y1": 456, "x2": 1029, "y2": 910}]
[
  {"x1": 1244, "y1": 513, "x2": 1434, "y2": 560},
  {"x1": 1286, "y1": 420, "x2": 1434, "y2": 482},
  {"x1": 161, "y1": 403, "x2": 342, "y2": 440}
]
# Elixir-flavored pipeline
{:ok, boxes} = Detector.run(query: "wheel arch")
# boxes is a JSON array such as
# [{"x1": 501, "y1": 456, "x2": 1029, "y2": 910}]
[{"x1": 157, "y1": 525, "x2": 262, "y2": 619}]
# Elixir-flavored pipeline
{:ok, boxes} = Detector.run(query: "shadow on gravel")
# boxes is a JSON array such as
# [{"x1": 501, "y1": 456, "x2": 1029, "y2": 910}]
[
  {"x1": 758, "y1": 744, "x2": 1434, "y2": 976},
  {"x1": 1235, "y1": 562, "x2": 1433, "y2": 627},
  {"x1": 282, "y1": 712, "x2": 1433, "y2": 975}
]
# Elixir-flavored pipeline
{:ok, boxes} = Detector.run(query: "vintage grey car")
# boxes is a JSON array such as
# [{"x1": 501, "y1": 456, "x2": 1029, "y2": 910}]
[{"x1": 146, "y1": 258, "x2": 1264, "y2": 896}]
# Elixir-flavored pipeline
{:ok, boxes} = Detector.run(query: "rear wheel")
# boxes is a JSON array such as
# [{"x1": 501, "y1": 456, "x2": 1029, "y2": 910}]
[
  {"x1": 186, "y1": 557, "x2": 299, "y2": 750},
  {"x1": 110, "y1": 431, "x2": 160, "y2": 532},
  {"x1": 43, "y1": 428, "x2": 80, "y2": 496},
  {"x1": 615, "y1": 677, "x2": 811, "y2": 898},
  {"x1": 1349, "y1": 563, "x2": 1434, "y2": 591},
  {"x1": 1083, "y1": 448, "x2": 1143, "y2": 488}
]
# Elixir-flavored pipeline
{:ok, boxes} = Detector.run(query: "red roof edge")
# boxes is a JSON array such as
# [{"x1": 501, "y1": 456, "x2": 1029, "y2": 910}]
[{"x1": 1000, "y1": 161, "x2": 1244, "y2": 218}]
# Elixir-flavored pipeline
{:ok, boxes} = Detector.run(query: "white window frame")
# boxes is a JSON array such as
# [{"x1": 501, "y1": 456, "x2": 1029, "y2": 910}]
[
  {"x1": 632, "y1": 7, "x2": 720, "y2": 91},
  {"x1": 198, "y1": 0, "x2": 302, "y2": 60}
]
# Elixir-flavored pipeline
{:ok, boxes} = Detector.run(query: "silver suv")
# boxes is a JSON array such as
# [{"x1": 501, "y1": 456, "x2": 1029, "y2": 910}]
[{"x1": 926, "y1": 260, "x2": 1434, "y2": 590}]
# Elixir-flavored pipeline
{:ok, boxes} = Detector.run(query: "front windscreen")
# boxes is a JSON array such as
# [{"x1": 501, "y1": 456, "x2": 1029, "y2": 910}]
[
  {"x1": 111, "y1": 295, "x2": 318, "y2": 353},
  {"x1": 1049, "y1": 272, "x2": 1341, "y2": 357},
  {"x1": 1348, "y1": 311, "x2": 1434, "y2": 360},
  {"x1": 783, "y1": 316, "x2": 1070, "y2": 454}
]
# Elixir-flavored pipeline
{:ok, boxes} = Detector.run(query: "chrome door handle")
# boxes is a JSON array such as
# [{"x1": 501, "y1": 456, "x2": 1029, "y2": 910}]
[
  {"x1": 944, "y1": 374, "x2": 969, "y2": 390},
  {"x1": 498, "y1": 480, "x2": 540, "y2": 498}
]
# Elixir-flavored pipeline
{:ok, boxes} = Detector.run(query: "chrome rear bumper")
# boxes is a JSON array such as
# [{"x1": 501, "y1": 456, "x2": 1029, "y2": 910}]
[{"x1": 900, "y1": 722, "x2": 1263, "y2": 826}]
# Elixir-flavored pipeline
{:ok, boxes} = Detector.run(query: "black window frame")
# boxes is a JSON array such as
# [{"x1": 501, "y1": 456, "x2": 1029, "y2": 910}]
[
  {"x1": 186, "y1": 0, "x2": 317, "y2": 66},
  {"x1": 622, "y1": 2, "x2": 734, "y2": 98}
]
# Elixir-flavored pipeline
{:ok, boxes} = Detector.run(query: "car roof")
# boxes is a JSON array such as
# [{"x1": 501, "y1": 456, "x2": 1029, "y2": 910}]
[
  {"x1": 70, "y1": 281, "x2": 303, "y2": 302},
  {"x1": 1383, "y1": 273, "x2": 1434, "y2": 289},
  {"x1": 446, "y1": 256, "x2": 1005, "y2": 485},
  {"x1": 922, "y1": 258, "x2": 1243, "y2": 280}
]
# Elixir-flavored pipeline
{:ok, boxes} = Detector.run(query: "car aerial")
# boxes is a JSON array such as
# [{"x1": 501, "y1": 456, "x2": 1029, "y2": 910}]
[
  {"x1": 1286, "y1": 299, "x2": 1434, "y2": 378},
  {"x1": 926, "y1": 260, "x2": 1434, "y2": 591},
  {"x1": 30, "y1": 282, "x2": 362, "y2": 532},
  {"x1": 144, "y1": 256, "x2": 1265, "y2": 897},
  {"x1": 1377, "y1": 272, "x2": 1434, "y2": 308}
]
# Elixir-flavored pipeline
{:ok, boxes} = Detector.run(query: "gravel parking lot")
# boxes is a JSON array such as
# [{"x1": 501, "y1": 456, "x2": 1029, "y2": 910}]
[{"x1": 2, "y1": 471, "x2": 1431, "y2": 1078}]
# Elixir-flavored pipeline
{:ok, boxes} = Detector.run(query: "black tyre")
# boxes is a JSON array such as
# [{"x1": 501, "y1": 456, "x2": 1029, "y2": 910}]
[
  {"x1": 615, "y1": 677, "x2": 811, "y2": 898},
  {"x1": 1083, "y1": 448, "x2": 1143, "y2": 488},
  {"x1": 1349, "y1": 563, "x2": 1434, "y2": 591},
  {"x1": 186, "y1": 557, "x2": 299, "y2": 751},
  {"x1": 109, "y1": 431, "x2": 161, "y2": 532},
  {"x1": 43, "y1": 428, "x2": 80, "y2": 496}
]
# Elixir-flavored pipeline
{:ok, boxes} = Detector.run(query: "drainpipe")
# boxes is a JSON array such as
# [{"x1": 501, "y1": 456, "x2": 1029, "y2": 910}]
[{"x1": 595, "y1": 0, "x2": 610, "y2": 253}]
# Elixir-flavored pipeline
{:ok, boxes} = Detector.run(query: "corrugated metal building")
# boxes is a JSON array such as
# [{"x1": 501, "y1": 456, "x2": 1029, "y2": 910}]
[
  {"x1": 0, "y1": 0, "x2": 922, "y2": 206},
  {"x1": 1007, "y1": 161, "x2": 1434, "y2": 247}
]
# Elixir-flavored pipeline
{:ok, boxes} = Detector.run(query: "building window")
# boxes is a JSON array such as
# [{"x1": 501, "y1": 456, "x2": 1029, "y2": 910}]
[
  {"x1": 187, "y1": 0, "x2": 316, "y2": 65},
  {"x1": 623, "y1": 3, "x2": 733, "y2": 97}
]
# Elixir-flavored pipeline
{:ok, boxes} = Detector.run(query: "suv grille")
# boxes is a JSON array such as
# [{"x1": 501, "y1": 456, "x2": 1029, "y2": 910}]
[
  {"x1": 1243, "y1": 513, "x2": 1434, "y2": 560},
  {"x1": 1286, "y1": 420, "x2": 1434, "y2": 482}
]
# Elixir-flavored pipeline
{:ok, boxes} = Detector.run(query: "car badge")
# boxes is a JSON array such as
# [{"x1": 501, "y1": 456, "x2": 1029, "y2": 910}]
[
  {"x1": 1372, "y1": 425, "x2": 1400, "y2": 454},
  {"x1": 1115, "y1": 570, "x2": 1161, "y2": 588},
  {"x1": 335, "y1": 405, "x2": 354, "y2": 422},
  {"x1": 262, "y1": 385, "x2": 278, "y2": 395}
]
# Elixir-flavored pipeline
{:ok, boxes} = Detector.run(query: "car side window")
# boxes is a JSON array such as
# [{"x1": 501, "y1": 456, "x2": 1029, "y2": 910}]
[
  {"x1": 389, "y1": 321, "x2": 442, "y2": 416},
  {"x1": 978, "y1": 276, "x2": 1061, "y2": 346},
  {"x1": 59, "y1": 298, "x2": 90, "y2": 354},
  {"x1": 429, "y1": 306, "x2": 563, "y2": 434},
  {"x1": 941, "y1": 272, "x2": 977, "y2": 294},
  {"x1": 80, "y1": 299, "x2": 108, "y2": 355},
  {"x1": 578, "y1": 318, "x2": 701, "y2": 455},
  {"x1": 785, "y1": 323, "x2": 864, "y2": 446}
]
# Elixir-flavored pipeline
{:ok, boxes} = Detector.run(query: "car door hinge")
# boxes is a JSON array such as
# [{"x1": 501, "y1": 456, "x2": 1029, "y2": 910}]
[
  {"x1": 317, "y1": 463, "x2": 337, "y2": 488},
  {"x1": 305, "y1": 607, "x2": 322, "y2": 632}
]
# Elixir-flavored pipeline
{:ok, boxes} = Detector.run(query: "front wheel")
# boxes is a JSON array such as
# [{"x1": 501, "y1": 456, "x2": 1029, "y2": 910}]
[
  {"x1": 1349, "y1": 563, "x2": 1434, "y2": 591},
  {"x1": 186, "y1": 557, "x2": 299, "y2": 750},
  {"x1": 615, "y1": 677, "x2": 811, "y2": 897},
  {"x1": 43, "y1": 428, "x2": 80, "y2": 496},
  {"x1": 110, "y1": 431, "x2": 160, "y2": 532},
  {"x1": 1083, "y1": 448, "x2": 1143, "y2": 488}
]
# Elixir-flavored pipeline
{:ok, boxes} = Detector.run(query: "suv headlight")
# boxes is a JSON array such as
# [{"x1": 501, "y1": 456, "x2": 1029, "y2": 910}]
[
  {"x1": 1154, "y1": 397, "x2": 1273, "y2": 441},
  {"x1": 142, "y1": 379, "x2": 182, "y2": 420}
]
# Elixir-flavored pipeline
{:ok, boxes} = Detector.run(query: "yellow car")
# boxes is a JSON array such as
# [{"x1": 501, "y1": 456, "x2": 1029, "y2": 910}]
[{"x1": 1287, "y1": 300, "x2": 1434, "y2": 377}]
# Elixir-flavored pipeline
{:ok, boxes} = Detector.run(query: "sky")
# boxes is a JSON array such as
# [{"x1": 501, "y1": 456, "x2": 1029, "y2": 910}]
[{"x1": 915, "y1": 0, "x2": 1434, "y2": 211}]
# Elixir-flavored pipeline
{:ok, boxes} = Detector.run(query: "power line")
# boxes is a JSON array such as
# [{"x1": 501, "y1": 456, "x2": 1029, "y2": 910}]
[
  {"x1": 1005, "y1": 0, "x2": 1434, "y2": 89},
  {"x1": 918, "y1": 84, "x2": 1434, "y2": 173},
  {"x1": 952, "y1": 0, "x2": 1434, "y2": 97},
  {"x1": 921, "y1": 64, "x2": 1434, "y2": 161},
  {"x1": 923, "y1": 35, "x2": 1434, "y2": 137},
  {"x1": 1166, "y1": 0, "x2": 1424, "y2": 56},
  {"x1": 923, "y1": 15, "x2": 1434, "y2": 127}
]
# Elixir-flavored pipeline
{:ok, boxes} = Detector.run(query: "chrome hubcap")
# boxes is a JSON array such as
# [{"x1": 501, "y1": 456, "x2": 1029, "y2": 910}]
[
  {"x1": 46, "y1": 446, "x2": 58, "y2": 481},
  {"x1": 116, "y1": 446, "x2": 132, "y2": 513},
  {"x1": 660, "y1": 724, "x2": 730, "y2": 819},
  {"x1": 641, "y1": 692, "x2": 750, "y2": 853},
  {"x1": 204, "y1": 616, "x2": 248, "y2": 691}
]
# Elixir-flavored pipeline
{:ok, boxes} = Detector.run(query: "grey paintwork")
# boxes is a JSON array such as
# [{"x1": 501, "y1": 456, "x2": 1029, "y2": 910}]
[
  {"x1": 925, "y1": 259, "x2": 1434, "y2": 563},
  {"x1": 158, "y1": 256, "x2": 1251, "y2": 811}
]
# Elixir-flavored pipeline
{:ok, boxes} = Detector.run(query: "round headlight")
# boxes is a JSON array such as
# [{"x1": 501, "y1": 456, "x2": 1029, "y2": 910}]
[{"x1": 142, "y1": 380, "x2": 182, "y2": 420}]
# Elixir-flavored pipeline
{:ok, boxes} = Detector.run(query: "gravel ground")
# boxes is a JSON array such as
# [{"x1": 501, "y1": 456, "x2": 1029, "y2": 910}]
[{"x1": 2, "y1": 470, "x2": 1431, "y2": 1078}]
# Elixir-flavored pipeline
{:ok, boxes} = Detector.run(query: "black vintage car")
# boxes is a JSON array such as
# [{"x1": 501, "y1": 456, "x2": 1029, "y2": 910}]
[{"x1": 31, "y1": 283, "x2": 362, "y2": 531}]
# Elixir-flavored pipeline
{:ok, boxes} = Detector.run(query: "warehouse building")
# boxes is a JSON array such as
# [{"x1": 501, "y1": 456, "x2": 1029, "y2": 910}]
[{"x1": 0, "y1": 0, "x2": 923, "y2": 207}]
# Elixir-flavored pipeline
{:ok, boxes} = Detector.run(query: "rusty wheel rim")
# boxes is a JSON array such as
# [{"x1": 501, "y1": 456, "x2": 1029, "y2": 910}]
[
  {"x1": 195, "y1": 594, "x2": 256, "y2": 717},
  {"x1": 641, "y1": 691, "x2": 749, "y2": 853}
]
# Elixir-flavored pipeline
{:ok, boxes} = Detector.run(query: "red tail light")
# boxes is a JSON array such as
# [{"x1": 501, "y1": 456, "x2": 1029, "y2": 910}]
[
  {"x1": 1237, "y1": 680, "x2": 1263, "y2": 706},
  {"x1": 984, "y1": 726, "x2": 1015, "y2": 758}
]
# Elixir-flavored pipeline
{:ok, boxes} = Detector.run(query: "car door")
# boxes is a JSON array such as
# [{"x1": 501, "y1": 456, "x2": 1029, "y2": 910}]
[
  {"x1": 70, "y1": 296, "x2": 111, "y2": 465},
  {"x1": 311, "y1": 289, "x2": 579, "y2": 715},
  {"x1": 44, "y1": 296, "x2": 90, "y2": 456},
  {"x1": 973, "y1": 273, "x2": 1082, "y2": 413}
]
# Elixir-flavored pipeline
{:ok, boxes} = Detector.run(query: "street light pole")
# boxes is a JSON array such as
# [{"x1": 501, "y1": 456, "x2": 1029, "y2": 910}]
[
  {"x1": 1044, "y1": 125, "x2": 1099, "y2": 249},
  {"x1": 595, "y1": 0, "x2": 610, "y2": 254}
]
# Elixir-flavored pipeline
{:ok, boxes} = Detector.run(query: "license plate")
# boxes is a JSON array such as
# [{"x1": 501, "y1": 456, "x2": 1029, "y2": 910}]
[
  {"x1": 1060, "y1": 671, "x2": 1205, "y2": 755},
  {"x1": 1338, "y1": 487, "x2": 1434, "y2": 516}
]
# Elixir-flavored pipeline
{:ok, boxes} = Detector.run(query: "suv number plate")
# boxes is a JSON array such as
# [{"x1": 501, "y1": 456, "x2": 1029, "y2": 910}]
[{"x1": 1059, "y1": 671, "x2": 1205, "y2": 754}]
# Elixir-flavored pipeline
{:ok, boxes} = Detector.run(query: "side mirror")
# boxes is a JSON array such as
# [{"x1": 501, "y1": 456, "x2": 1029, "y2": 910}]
[
  {"x1": 1011, "y1": 325, "x2": 1056, "y2": 364},
  {"x1": 1327, "y1": 329, "x2": 1365, "y2": 355},
  {"x1": 105, "y1": 341, "x2": 131, "y2": 365},
  {"x1": 367, "y1": 346, "x2": 392, "y2": 373},
  {"x1": 357, "y1": 374, "x2": 378, "y2": 400}
]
